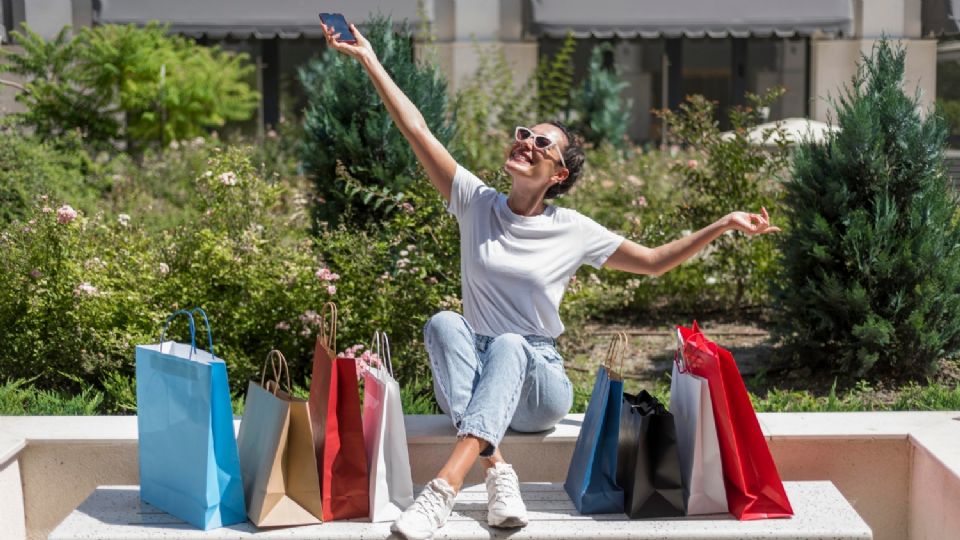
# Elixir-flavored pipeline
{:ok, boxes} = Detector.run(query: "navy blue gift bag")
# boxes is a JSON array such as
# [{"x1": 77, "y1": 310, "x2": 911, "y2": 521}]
[
  {"x1": 136, "y1": 308, "x2": 246, "y2": 529},
  {"x1": 564, "y1": 332, "x2": 627, "y2": 514}
]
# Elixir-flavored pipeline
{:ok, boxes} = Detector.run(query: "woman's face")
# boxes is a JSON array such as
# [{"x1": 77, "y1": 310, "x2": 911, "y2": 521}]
[{"x1": 504, "y1": 123, "x2": 569, "y2": 189}]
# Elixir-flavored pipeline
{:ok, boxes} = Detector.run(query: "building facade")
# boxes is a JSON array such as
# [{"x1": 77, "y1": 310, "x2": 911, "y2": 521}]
[{"x1": 1, "y1": 0, "x2": 957, "y2": 143}]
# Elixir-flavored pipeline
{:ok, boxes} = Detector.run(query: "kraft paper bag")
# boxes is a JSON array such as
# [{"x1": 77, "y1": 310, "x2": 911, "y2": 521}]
[{"x1": 237, "y1": 350, "x2": 323, "y2": 527}]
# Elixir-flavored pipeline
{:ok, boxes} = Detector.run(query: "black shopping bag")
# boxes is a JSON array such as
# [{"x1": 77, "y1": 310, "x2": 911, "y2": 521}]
[{"x1": 616, "y1": 390, "x2": 684, "y2": 518}]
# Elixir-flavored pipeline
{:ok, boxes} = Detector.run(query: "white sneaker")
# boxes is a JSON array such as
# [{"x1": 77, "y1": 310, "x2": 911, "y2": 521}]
[
  {"x1": 390, "y1": 478, "x2": 457, "y2": 540},
  {"x1": 485, "y1": 462, "x2": 529, "y2": 528}
]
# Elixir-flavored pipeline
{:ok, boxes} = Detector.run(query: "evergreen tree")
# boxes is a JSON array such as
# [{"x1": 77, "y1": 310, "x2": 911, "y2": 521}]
[
  {"x1": 777, "y1": 39, "x2": 960, "y2": 379},
  {"x1": 571, "y1": 43, "x2": 632, "y2": 148},
  {"x1": 299, "y1": 15, "x2": 454, "y2": 227},
  {"x1": 535, "y1": 32, "x2": 577, "y2": 121}
]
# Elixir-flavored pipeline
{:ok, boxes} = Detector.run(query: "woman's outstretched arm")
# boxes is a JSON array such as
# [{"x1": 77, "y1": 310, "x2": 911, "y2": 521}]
[
  {"x1": 321, "y1": 22, "x2": 457, "y2": 201},
  {"x1": 604, "y1": 208, "x2": 780, "y2": 276}
]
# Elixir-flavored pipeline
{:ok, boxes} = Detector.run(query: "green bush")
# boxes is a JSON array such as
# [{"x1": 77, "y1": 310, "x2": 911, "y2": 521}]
[
  {"x1": 299, "y1": 15, "x2": 454, "y2": 227},
  {"x1": 654, "y1": 89, "x2": 788, "y2": 311},
  {"x1": 0, "y1": 120, "x2": 107, "y2": 225},
  {"x1": 570, "y1": 43, "x2": 632, "y2": 149},
  {"x1": 1, "y1": 24, "x2": 259, "y2": 149},
  {"x1": 777, "y1": 40, "x2": 960, "y2": 379}
]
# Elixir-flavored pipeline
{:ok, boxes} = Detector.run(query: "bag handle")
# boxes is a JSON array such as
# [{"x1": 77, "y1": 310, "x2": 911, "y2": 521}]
[
  {"x1": 603, "y1": 332, "x2": 628, "y2": 381},
  {"x1": 372, "y1": 330, "x2": 394, "y2": 378},
  {"x1": 674, "y1": 327, "x2": 688, "y2": 373},
  {"x1": 319, "y1": 302, "x2": 337, "y2": 353},
  {"x1": 160, "y1": 309, "x2": 197, "y2": 357},
  {"x1": 189, "y1": 307, "x2": 215, "y2": 357},
  {"x1": 261, "y1": 349, "x2": 291, "y2": 395}
]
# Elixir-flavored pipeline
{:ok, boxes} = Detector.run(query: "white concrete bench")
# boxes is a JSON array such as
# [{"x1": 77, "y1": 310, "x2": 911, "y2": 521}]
[{"x1": 48, "y1": 481, "x2": 871, "y2": 539}]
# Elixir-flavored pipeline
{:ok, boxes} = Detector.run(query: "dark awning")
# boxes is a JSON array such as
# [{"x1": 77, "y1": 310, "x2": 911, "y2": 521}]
[
  {"x1": 93, "y1": 0, "x2": 427, "y2": 39},
  {"x1": 922, "y1": 0, "x2": 960, "y2": 36},
  {"x1": 530, "y1": 0, "x2": 854, "y2": 39}
]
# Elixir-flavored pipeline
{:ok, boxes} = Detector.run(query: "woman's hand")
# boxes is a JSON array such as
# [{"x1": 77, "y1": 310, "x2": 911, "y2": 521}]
[
  {"x1": 725, "y1": 207, "x2": 781, "y2": 236},
  {"x1": 320, "y1": 21, "x2": 375, "y2": 63}
]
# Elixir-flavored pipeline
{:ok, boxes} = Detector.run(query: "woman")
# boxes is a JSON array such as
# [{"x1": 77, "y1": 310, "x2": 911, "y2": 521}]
[{"x1": 320, "y1": 22, "x2": 779, "y2": 540}]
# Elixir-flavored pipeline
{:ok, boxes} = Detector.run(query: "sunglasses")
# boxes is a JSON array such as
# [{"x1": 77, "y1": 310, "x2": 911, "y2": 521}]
[{"x1": 515, "y1": 126, "x2": 566, "y2": 170}]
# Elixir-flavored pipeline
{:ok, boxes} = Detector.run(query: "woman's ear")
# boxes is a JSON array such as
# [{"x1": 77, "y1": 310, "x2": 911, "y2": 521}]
[{"x1": 552, "y1": 167, "x2": 570, "y2": 184}]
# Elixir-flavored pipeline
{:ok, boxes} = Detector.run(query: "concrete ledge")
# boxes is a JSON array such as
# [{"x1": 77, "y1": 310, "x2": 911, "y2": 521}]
[
  {"x1": 2, "y1": 412, "x2": 959, "y2": 540},
  {"x1": 0, "y1": 436, "x2": 27, "y2": 540},
  {"x1": 50, "y1": 482, "x2": 872, "y2": 540}
]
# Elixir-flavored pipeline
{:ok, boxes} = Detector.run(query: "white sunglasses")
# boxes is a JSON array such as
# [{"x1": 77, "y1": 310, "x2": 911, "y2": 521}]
[{"x1": 515, "y1": 126, "x2": 567, "y2": 170}]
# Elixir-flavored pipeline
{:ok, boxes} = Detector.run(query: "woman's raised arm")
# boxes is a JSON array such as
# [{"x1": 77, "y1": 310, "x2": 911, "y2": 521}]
[
  {"x1": 604, "y1": 208, "x2": 781, "y2": 276},
  {"x1": 321, "y1": 22, "x2": 457, "y2": 202}
]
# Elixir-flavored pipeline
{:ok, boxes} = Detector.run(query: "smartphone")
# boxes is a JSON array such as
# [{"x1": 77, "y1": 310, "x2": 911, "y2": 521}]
[{"x1": 319, "y1": 12, "x2": 357, "y2": 44}]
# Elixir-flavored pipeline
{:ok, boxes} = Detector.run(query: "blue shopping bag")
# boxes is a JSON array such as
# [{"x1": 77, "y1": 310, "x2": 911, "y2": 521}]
[
  {"x1": 564, "y1": 333, "x2": 627, "y2": 514},
  {"x1": 136, "y1": 308, "x2": 246, "y2": 529}
]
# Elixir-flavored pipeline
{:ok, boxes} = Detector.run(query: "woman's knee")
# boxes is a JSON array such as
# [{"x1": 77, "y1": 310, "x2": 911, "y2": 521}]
[
  {"x1": 487, "y1": 333, "x2": 526, "y2": 356},
  {"x1": 424, "y1": 311, "x2": 465, "y2": 341},
  {"x1": 508, "y1": 403, "x2": 569, "y2": 433}
]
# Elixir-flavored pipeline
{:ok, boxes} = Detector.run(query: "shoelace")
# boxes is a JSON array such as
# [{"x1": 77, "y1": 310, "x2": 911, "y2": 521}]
[
  {"x1": 413, "y1": 483, "x2": 452, "y2": 524},
  {"x1": 492, "y1": 469, "x2": 522, "y2": 504}
]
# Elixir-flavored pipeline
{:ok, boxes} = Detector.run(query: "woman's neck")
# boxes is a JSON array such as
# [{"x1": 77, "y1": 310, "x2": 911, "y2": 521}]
[{"x1": 506, "y1": 188, "x2": 548, "y2": 217}]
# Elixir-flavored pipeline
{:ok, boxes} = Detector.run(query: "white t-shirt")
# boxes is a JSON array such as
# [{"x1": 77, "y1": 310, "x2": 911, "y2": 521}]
[{"x1": 447, "y1": 165, "x2": 625, "y2": 338}]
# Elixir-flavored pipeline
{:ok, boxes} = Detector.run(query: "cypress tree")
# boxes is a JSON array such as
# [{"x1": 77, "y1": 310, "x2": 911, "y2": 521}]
[
  {"x1": 299, "y1": 15, "x2": 453, "y2": 227},
  {"x1": 777, "y1": 39, "x2": 960, "y2": 379}
]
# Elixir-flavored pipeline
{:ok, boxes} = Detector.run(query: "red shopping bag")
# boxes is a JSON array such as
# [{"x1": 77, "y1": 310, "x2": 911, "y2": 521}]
[
  {"x1": 678, "y1": 321, "x2": 793, "y2": 520},
  {"x1": 308, "y1": 303, "x2": 370, "y2": 521}
]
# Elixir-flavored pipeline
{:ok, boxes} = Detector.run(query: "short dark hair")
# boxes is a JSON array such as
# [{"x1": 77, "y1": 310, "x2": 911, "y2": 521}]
[{"x1": 544, "y1": 121, "x2": 585, "y2": 199}]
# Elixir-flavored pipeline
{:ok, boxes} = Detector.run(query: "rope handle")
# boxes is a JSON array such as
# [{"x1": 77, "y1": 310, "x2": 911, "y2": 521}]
[
  {"x1": 371, "y1": 330, "x2": 394, "y2": 378},
  {"x1": 674, "y1": 327, "x2": 689, "y2": 373},
  {"x1": 260, "y1": 349, "x2": 291, "y2": 395},
  {"x1": 603, "y1": 332, "x2": 628, "y2": 380},
  {"x1": 319, "y1": 302, "x2": 338, "y2": 352}
]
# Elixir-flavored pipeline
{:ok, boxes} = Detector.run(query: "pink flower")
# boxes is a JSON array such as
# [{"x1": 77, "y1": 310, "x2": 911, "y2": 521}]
[
  {"x1": 275, "y1": 321, "x2": 290, "y2": 331},
  {"x1": 74, "y1": 282, "x2": 98, "y2": 296},
  {"x1": 401, "y1": 202, "x2": 414, "y2": 214},
  {"x1": 41, "y1": 206, "x2": 52, "y2": 214},
  {"x1": 632, "y1": 196, "x2": 648, "y2": 208},
  {"x1": 426, "y1": 276, "x2": 438, "y2": 285},
  {"x1": 315, "y1": 267, "x2": 332, "y2": 281},
  {"x1": 57, "y1": 205, "x2": 78, "y2": 224},
  {"x1": 686, "y1": 159, "x2": 699, "y2": 169},
  {"x1": 29, "y1": 269, "x2": 41, "y2": 279},
  {"x1": 329, "y1": 273, "x2": 340, "y2": 281},
  {"x1": 267, "y1": 129, "x2": 278, "y2": 139},
  {"x1": 218, "y1": 172, "x2": 238, "y2": 186},
  {"x1": 327, "y1": 285, "x2": 337, "y2": 295}
]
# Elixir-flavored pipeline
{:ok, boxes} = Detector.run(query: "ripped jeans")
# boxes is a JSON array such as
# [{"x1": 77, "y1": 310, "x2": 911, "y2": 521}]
[{"x1": 424, "y1": 311, "x2": 574, "y2": 458}]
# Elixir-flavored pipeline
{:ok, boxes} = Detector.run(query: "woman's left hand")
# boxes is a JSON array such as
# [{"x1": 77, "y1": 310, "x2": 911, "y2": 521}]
[{"x1": 725, "y1": 207, "x2": 781, "y2": 236}]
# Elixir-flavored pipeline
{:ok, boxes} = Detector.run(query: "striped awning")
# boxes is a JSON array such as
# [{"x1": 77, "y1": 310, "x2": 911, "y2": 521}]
[
  {"x1": 530, "y1": 0, "x2": 854, "y2": 39},
  {"x1": 93, "y1": 0, "x2": 428, "y2": 39}
]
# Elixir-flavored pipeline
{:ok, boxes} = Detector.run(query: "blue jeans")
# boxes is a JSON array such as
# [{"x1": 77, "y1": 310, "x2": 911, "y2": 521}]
[{"x1": 424, "y1": 311, "x2": 574, "y2": 458}]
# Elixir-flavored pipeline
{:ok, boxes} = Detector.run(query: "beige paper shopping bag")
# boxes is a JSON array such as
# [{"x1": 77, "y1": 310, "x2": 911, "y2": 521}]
[{"x1": 237, "y1": 350, "x2": 323, "y2": 527}]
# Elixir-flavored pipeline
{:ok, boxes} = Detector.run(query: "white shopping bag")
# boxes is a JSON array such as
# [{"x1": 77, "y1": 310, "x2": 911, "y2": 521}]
[
  {"x1": 362, "y1": 332, "x2": 415, "y2": 522},
  {"x1": 670, "y1": 330, "x2": 727, "y2": 515}
]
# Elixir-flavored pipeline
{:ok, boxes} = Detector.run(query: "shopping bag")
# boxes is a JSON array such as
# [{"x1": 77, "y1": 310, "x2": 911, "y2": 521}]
[
  {"x1": 362, "y1": 331, "x2": 415, "y2": 522},
  {"x1": 135, "y1": 308, "x2": 246, "y2": 530},
  {"x1": 670, "y1": 342, "x2": 727, "y2": 515},
  {"x1": 237, "y1": 350, "x2": 323, "y2": 527},
  {"x1": 564, "y1": 332, "x2": 627, "y2": 514},
  {"x1": 307, "y1": 302, "x2": 370, "y2": 521},
  {"x1": 679, "y1": 321, "x2": 793, "y2": 520},
  {"x1": 616, "y1": 390, "x2": 684, "y2": 518}
]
